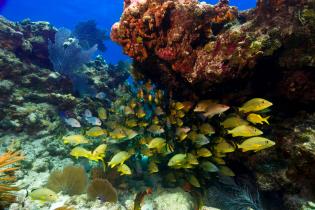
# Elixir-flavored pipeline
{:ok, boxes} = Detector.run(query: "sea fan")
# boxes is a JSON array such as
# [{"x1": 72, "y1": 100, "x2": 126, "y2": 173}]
[
  {"x1": 207, "y1": 177, "x2": 263, "y2": 210},
  {"x1": 46, "y1": 165, "x2": 88, "y2": 195},
  {"x1": 87, "y1": 178, "x2": 117, "y2": 202},
  {"x1": 0, "y1": 151, "x2": 24, "y2": 208}
]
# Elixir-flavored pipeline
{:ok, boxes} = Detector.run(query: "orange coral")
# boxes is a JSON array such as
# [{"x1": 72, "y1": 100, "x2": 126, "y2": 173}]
[{"x1": 0, "y1": 151, "x2": 24, "y2": 208}]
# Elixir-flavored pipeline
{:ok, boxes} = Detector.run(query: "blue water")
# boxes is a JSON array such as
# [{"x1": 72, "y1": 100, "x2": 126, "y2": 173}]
[{"x1": 0, "y1": 0, "x2": 256, "y2": 64}]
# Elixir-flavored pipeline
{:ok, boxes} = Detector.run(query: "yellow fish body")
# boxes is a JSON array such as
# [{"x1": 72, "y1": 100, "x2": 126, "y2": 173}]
[
  {"x1": 239, "y1": 98, "x2": 273, "y2": 113},
  {"x1": 196, "y1": 148, "x2": 212, "y2": 157},
  {"x1": 63, "y1": 135, "x2": 89, "y2": 146},
  {"x1": 187, "y1": 153, "x2": 199, "y2": 165},
  {"x1": 136, "y1": 108, "x2": 146, "y2": 118},
  {"x1": 70, "y1": 147, "x2": 92, "y2": 159},
  {"x1": 238, "y1": 137, "x2": 275, "y2": 152},
  {"x1": 221, "y1": 116, "x2": 249, "y2": 128},
  {"x1": 30, "y1": 188, "x2": 58, "y2": 202},
  {"x1": 200, "y1": 123, "x2": 215, "y2": 135},
  {"x1": 109, "y1": 128, "x2": 127, "y2": 139},
  {"x1": 125, "y1": 119, "x2": 138, "y2": 127},
  {"x1": 187, "y1": 174, "x2": 200, "y2": 188},
  {"x1": 148, "y1": 161, "x2": 159, "y2": 173},
  {"x1": 219, "y1": 166, "x2": 235, "y2": 176},
  {"x1": 124, "y1": 106, "x2": 135, "y2": 115},
  {"x1": 147, "y1": 124, "x2": 165, "y2": 134},
  {"x1": 86, "y1": 126, "x2": 106, "y2": 137},
  {"x1": 227, "y1": 125, "x2": 263, "y2": 137},
  {"x1": 215, "y1": 138, "x2": 235, "y2": 153},
  {"x1": 117, "y1": 163, "x2": 132, "y2": 175},
  {"x1": 148, "y1": 138, "x2": 166, "y2": 151},
  {"x1": 168, "y1": 153, "x2": 187, "y2": 167},
  {"x1": 97, "y1": 107, "x2": 107, "y2": 120},
  {"x1": 247, "y1": 113, "x2": 270, "y2": 125},
  {"x1": 154, "y1": 106, "x2": 165, "y2": 115},
  {"x1": 108, "y1": 151, "x2": 131, "y2": 168},
  {"x1": 123, "y1": 128, "x2": 138, "y2": 139},
  {"x1": 91, "y1": 144, "x2": 107, "y2": 160},
  {"x1": 175, "y1": 102, "x2": 184, "y2": 110}
]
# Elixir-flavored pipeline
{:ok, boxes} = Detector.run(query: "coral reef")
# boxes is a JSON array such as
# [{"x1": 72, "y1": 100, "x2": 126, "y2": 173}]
[
  {"x1": 0, "y1": 16, "x2": 129, "y2": 134},
  {"x1": 87, "y1": 178, "x2": 118, "y2": 202},
  {"x1": 111, "y1": 0, "x2": 315, "y2": 104},
  {"x1": 229, "y1": 112, "x2": 315, "y2": 209}
]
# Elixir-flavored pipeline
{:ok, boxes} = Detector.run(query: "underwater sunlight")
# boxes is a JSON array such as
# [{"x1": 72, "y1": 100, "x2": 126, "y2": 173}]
[{"x1": 0, "y1": 0, "x2": 314, "y2": 210}]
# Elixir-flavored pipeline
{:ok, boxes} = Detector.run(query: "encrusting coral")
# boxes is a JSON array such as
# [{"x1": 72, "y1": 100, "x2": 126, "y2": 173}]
[{"x1": 0, "y1": 151, "x2": 24, "y2": 208}]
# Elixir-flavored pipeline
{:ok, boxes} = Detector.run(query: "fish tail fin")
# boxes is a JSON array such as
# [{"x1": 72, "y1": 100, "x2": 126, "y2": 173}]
[
  {"x1": 264, "y1": 116, "x2": 270, "y2": 125},
  {"x1": 238, "y1": 107, "x2": 243, "y2": 112},
  {"x1": 227, "y1": 130, "x2": 232, "y2": 134}
]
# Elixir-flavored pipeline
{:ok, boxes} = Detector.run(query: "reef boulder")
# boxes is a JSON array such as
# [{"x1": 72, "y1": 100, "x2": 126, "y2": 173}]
[{"x1": 111, "y1": 0, "x2": 315, "y2": 104}]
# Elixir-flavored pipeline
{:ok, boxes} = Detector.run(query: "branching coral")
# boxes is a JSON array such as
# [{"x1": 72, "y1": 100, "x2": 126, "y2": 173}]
[
  {"x1": 46, "y1": 165, "x2": 88, "y2": 195},
  {"x1": 0, "y1": 151, "x2": 24, "y2": 208}
]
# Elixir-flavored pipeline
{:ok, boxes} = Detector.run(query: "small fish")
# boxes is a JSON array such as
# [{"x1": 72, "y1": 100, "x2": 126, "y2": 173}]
[
  {"x1": 152, "y1": 116, "x2": 159, "y2": 124},
  {"x1": 138, "y1": 121, "x2": 149, "y2": 127},
  {"x1": 129, "y1": 99, "x2": 137, "y2": 109},
  {"x1": 86, "y1": 126, "x2": 106, "y2": 137},
  {"x1": 176, "y1": 110, "x2": 185, "y2": 118},
  {"x1": 227, "y1": 125, "x2": 263, "y2": 137},
  {"x1": 109, "y1": 128, "x2": 127, "y2": 139},
  {"x1": 97, "y1": 107, "x2": 107, "y2": 120},
  {"x1": 238, "y1": 137, "x2": 275, "y2": 152},
  {"x1": 213, "y1": 157, "x2": 226, "y2": 165},
  {"x1": 86, "y1": 117, "x2": 102, "y2": 126},
  {"x1": 124, "y1": 106, "x2": 135, "y2": 115},
  {"x1": 84, "y1": 109, "x2": 92, "y2": 118},
  {"x1": 147, "y1": 124, "x2": 165, "y2": 135},
  {"x1": 64, "y1": 117, "x2": 81, "y2": 128},
  {"x1": 168, "y1": 153, "x2": 187, "y2": 167},
  {"x1": 187, "y1": 174, "x2": 200, "y2": 188},
  {"x1": 219, "y1": 166, "x2": 235, "y2": 176},
  {"x1": 137, "y1": 89, "x2": 144, "y2": 99},
  {"x1": 221, "y1": 116, "x2": 249, "y2": 128},
  {"x1": 117, "y1": 163, "x2": 132, "y2": 175},
  {"x1": 125, "y1": 119, "x2": 138, "y2": 127},
  {"x1": 196, "y1": 148, "x2": 212, "y2": 157},
  {"x1": 156, "y1": 90, "x2": 163, "y2": 100},
  {"x1": 175, "y1": 102, "x2": 184, "y2": 110},
  {"x1": 136, "y1": 108, "x2": 146, "y2": 118},
  {"x1": 108, "y1": 151, "x2": 131, "y2": 168},
  {"x1": 148, "y1": 161, "x2": 159, "y2": 173},
  {"x1": 187, "y1": 153, "x2": 199, "y2": 165},
  {"x1": 199, "y1": 123, "x2": 215, "y2": 135},
  {"x1": 215, "y1": 138, "x2": 235, "y2": 153},
  {"x1": 194, "y1": 134, "x2": 210, "y2": 147},
  {"x1": 247, "y1": 113, "x2": 270, "y2": 125},
  {"x1": 70, "y1": 147, "x2": 92, "y2": 159},
  {"x1": 154, "y1": 106, "x2": 165, "y2": 115},
  {"x1": 187, "y1": 131, "x2": 198, "y2": 141},
  {"x1": 176, "y1": 118, "x2": 184, "y2": 127},
  {"x1": 177, "y1": 131, "x2": 188, "y2": 142},
  {"x1": 200, "y1": 161, "x2": 219, "y2": 172},
  {"x1": 91, "y1": 144, "x2": 107, "y2": 159},
  {"x1": 63, "y1": 135, "x2": 89, "y2": 146},
  {"x1": 95, "y1": 92, "x2": 106, "y2": 100},
  {"x1": 201, "y1": 103, "x2": 230, "y2": 118},
  {"x1": 30, "y1": 188, "x2": 58, "y2": 202},
  {"x1": 239, "y1": 98, "x2": 273, "y2": 113},
  {"x1": 148, "y1": 137, "x2": 166, "y2": 151},
  {"x1": 194, "y1": 100, "x2": 214, "y2": 112},
  {"x1": 123, "y1": 128, "x2": 138, "y2": 139},
  {"x1": 147, "y1": 94, "x2": 153, "y2": 102},
  {"x1": 182, "y1": 101, "x2": 194, "y2": 112}
]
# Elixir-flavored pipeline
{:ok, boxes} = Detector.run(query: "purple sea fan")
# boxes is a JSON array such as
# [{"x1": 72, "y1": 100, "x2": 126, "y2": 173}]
[{"x1": 48, "y1": 28, "x2": 97, "y2": 76}]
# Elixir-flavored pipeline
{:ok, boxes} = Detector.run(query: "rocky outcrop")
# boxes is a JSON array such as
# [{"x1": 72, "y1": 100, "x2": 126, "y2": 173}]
[{"x1": 111, "y1": 0, "x2": 315, "y2": 104}]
